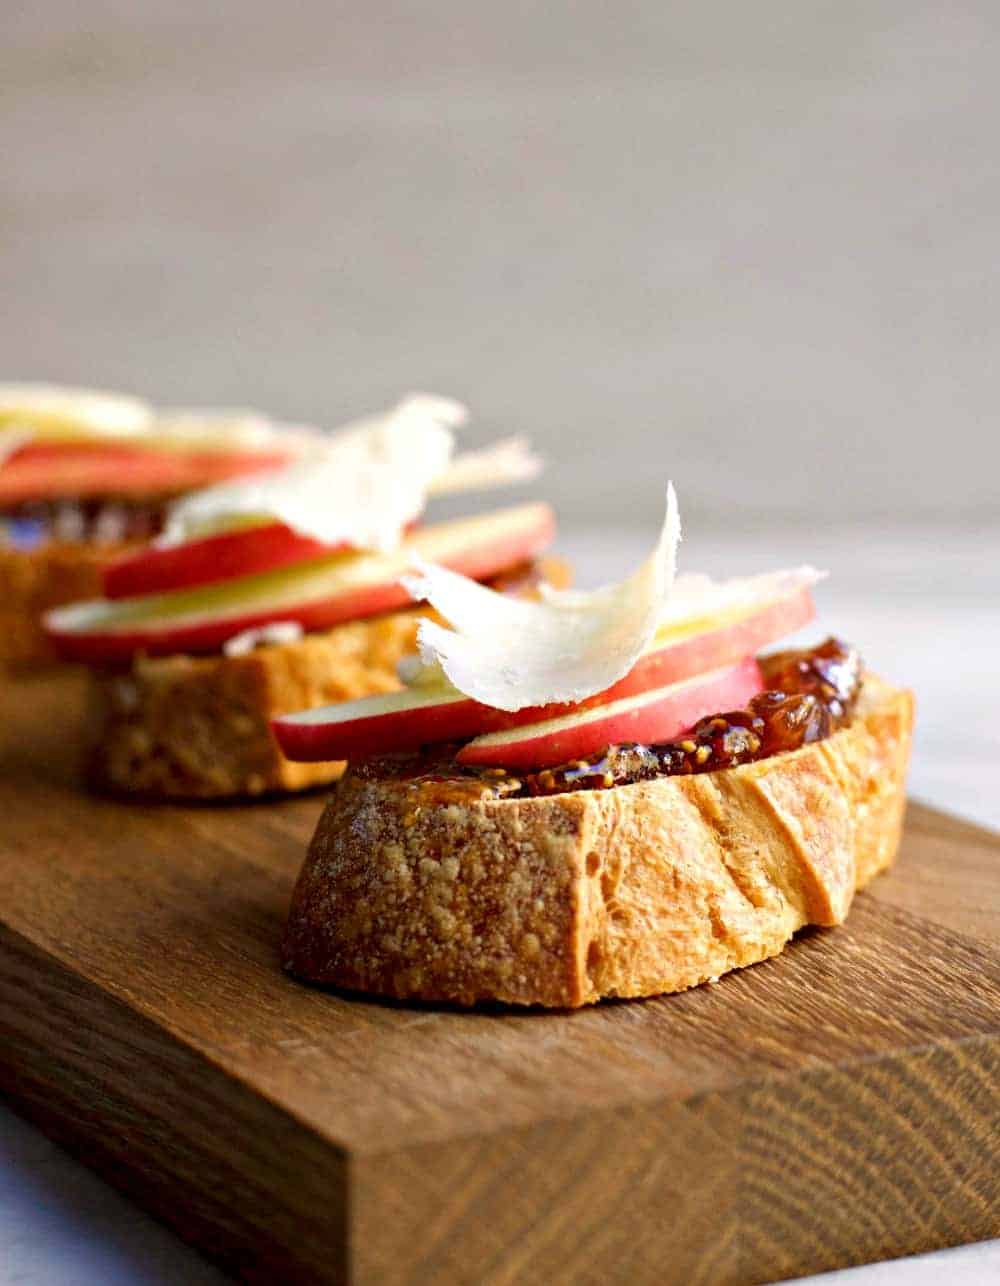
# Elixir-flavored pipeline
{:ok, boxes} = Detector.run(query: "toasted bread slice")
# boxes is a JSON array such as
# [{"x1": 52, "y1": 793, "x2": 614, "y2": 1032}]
[
  {"x1": 84, "y1": 556, "x2": 572, "y2": 799},
  {"x1": 0, "y1": 541, "x2": 125, "y2": 669},
  {"x1": 283, "y1": 675, "x2": 914, "y2": 1007},
  {"x1": 85, "y1": 611, "x2": 422, "y2": 798}
]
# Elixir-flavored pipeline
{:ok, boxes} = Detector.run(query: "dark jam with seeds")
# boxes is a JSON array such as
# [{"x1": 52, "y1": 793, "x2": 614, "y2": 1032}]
[
  {"x1": 524, "y1": 637, "x2": 861, "y2": 796},
  {"x1": 356, "y1": 638, "x2": 862, "y2": 800}
]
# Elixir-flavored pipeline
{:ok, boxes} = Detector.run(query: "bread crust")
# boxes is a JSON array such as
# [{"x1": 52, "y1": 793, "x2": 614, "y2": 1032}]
[
  {"x1": 283, "y1": 675, "x2": 914, "y2": 1007},
  {"x1": 85, "y1": 611, "x2": 423, "y2": 798},
  {"x1": 0, "y1": 542, "x2": 123, "y2": 668},
  {"x1": 82, "y1": 556, "x2": 571, "y2": 800}
]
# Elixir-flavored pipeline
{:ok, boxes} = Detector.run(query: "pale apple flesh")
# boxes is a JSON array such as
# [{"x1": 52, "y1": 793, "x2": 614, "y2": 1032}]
[
  {"x1": 44, "y1": 503, "x2": 556, "y2": 663},
  {"x1": 272, "y1": 685, "x2": 537, "y2": 763},
  {"x1": 456, "y1": 657, "x2": 765, "y2": 770},
  {"x1": 104, "y1": 517, "x2": 424, "y2": 599},
  {"x1": 104, "y1": 522, "x2": 337, "y2": 599},
  {"x1": 273, "y1": 687, "x2": 482, "y2": 762},
  {"x1": 271, "y1": 588, "x2": 814, "y2": 763}
]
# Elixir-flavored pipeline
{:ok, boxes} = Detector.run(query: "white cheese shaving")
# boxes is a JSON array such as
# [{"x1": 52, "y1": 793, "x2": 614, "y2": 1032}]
[
  {"x1": 0, "y1": 385, "x2": 321, "y2": 459},
  {"x1": 162, "y1": 394, "x2": 463, "y2": 550},
  {"x1": 151, "y1": 409, "x2": 323, "y2": 454},
  {"x1": 159, "y1": 393, "x2": 543, "y2": 553},
  {"x1": 0, "y1": 384, "x2": 153, "y2": 441},
  {"x1": 331, "y1": 392, "x2": 468, "y2": 439},
  {"x1": 153, "y1": 409, "x2": 273, "y2": 444},
  {"x1": 402, "y1": 484, "x2": 681, "y2": 712},
  {"x1": 222, "y1": 620, "x2": 305, "y2": 656},
  {"x1": 397, "y1": 653, "x2": 451, "y2": 688},
  {"x1": 430, "y1": 437, "x2": 543, "y2": 495}
]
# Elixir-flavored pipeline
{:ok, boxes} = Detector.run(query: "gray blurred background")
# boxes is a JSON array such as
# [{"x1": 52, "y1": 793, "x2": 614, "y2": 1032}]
[{"x1": 4, "y1": 0, "x2": 997, "y2": 533}]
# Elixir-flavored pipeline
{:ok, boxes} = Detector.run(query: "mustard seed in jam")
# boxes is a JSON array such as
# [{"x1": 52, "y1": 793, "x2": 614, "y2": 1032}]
[
  {"x1": 352, "y1": 639, "x2": 862, "y2": 800},
  {"x1": 522, "y1": 638, "x2": 861, "y2": 797}
]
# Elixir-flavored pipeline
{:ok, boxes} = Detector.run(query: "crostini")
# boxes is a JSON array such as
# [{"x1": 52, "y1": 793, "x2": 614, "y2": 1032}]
[
  {"x1": 0, "y1": 384, "x2": 310, "y2": 667},
  {"x1": 276, "y1": 486, "x2": 914, "y2": 1006},
  {"x1": 45, "y1": 395, "x2": 556, "y2": 798}
]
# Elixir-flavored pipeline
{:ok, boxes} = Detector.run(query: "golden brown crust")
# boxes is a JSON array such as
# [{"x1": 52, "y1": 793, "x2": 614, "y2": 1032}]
[
  {"x1": 283, "y1": 676, "x2": 914, "y2": 1007},
  {"x1": 84, "y1": 611, "x2": 423, "y2": 799},
  {"x1": 0, "y1": 541, "x2": 128, "y2": 668},
  {"x1": 82, "y1": 556, "x2": 572, "y2": 800}
]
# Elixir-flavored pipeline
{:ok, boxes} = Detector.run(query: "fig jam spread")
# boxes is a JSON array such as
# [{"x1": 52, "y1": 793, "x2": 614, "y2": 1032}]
[
  {"x1": 524, "y1": 637, "x2": 860, "y2": 796},
  {"x1": 355, "y1": 638, "x2": 862, "y2": 799}
]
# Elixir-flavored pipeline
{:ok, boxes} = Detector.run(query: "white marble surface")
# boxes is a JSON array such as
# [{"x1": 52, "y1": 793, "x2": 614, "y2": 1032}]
[{"x1": 1, "y1": 524, "x2": 997, "y2": 1285}]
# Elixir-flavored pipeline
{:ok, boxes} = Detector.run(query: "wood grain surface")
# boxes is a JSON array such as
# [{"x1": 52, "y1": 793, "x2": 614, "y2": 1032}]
[{"x1": 0, "y1": 672, "x2": 997, "y2": 1285}]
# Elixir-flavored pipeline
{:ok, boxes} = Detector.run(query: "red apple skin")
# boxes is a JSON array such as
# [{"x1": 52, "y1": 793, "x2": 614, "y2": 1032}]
[
  {"x1": 272, "y1": 591, "x2": 814, "y2": 763},
  {"x1": 0, "y1": 442, "x2": 291, "y2": 505},
  {"x1": 273, "y1": 690, "x2": 521, "y2": 762},
  {"x1": 45, "y1": 505, "x2": 556, "y2": 664},
  {"x1": 273, "y1": 690, "x2": 482, "y2": 762},
  {"x1": 104, "y1": 519, "x2": 422, "y2": 599},
  {"x1": 611, "y1": 588, "x2": 814, "y2": 698},
  {"x1": 168, "y1": 447, "x2": 291, "y2": 487},
  {"x1": 455, "y1": 658, "x2": 765, "y2": 770},
  {"x1": 104, "y1": 524, "x2": 337, "y2": 599},
  {"x1": 47, "y1": 582, "x2": 413, "y2": 665}
]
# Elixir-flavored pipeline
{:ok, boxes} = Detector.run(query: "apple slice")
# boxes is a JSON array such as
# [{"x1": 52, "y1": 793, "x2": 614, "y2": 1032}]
[
  {"x1": 273, "y1": 686, "x2": 490, "y2": 761},
  {"x1": 103, "y1": 522, "x2": 336, "y2": 599},
  {"x1": 103, "y1": 517, "x2": 424, "y2": 599},
  {"x1": 0, "y1": 441, "x2": 291, "y2": 505},
  {"x1": 618, "y1": 585, "x2": 814, "y2": 696},
  {"x1": 455, "y1": 657, "x2": 765, "y2": 770},
  {"x1": 272, "y1": 585, "x2": 813, "y2": 763},
  {"x1": 45, "y1": 503, "x2": 555, "y2": 663},
  {"x1": 272, "y1": 682, "x2": 550, "y2": 763},
  {"x1": 0, "y1": 384, "x2": 152, "y2": 440},
  {"x1": 161, "y1": 446, "x2": 291, "y2": 487}
]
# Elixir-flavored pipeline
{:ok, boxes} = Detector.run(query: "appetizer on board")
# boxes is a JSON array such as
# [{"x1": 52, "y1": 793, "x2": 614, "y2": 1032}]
[
  {"x1": 45, "y1": 395, "x2": 556, "y2": 798},
  {"x1": 277, "y1": 486, "x2": 914, "y2": 1007},
  {"x1": 0, "y1": 384, "x2": 311, "y2": 667}
]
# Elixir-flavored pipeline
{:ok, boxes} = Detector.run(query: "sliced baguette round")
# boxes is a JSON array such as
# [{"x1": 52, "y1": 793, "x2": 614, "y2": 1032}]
[
  {"x1": 84, "y1": 557, "x2": 573, "y2": 799},
  {"x1": 0, "y1": 541, "x2": 120, "y2": 669},
  {"x1": 283, "y1": 675, "x2": 914, "y2": 1007},
  {"x1": 84, "y1": 610, "x2": 422, "y2": 798}
]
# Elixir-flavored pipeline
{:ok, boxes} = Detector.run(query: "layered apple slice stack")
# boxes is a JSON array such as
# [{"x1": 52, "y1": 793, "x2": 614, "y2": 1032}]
[
  {"x1": 1, "y1": 384, "x2": 348, "y2": 668},
  {"x1": 46, "y1": 504, "x2": 556, "y2": 663},
  {"x1": 274, "y1": 487, "x2": 824, "y2": 772},
  {"x1": 43, "y1": 395, "x2": 552, "y2": 664},
  {"x1": 0, "y1": 384, "x2": 312, "y2": 512}
]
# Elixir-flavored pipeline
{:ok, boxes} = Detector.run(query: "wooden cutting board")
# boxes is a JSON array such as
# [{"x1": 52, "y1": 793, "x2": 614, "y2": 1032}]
[{"x1": 0, "y1": 673, "x2": 997, "y2": 1286}]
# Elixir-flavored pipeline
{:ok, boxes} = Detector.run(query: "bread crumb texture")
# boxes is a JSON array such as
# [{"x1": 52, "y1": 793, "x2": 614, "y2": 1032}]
[
  {"x1": 284, "y1": 676, "x2": 914, "y2": 1006},
  {"x1": 86, "y1": 611, "x2": 421, "y2": 798},
  {"x1": 0, "y1": 542, "x2": 117, "y2": 668}
]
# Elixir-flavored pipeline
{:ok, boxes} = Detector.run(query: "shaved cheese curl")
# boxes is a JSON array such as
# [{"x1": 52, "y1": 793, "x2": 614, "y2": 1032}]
[{"x1": 403, "y1": 484, "x2": 681, "y2": 712}]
